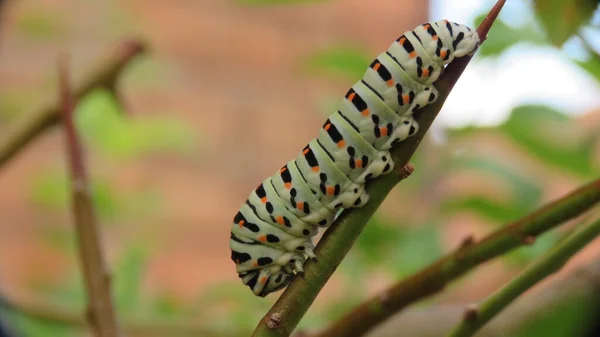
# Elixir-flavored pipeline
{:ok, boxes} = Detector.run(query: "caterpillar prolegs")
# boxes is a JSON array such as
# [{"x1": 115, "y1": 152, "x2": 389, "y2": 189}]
[{"x1": 230, "y1": 20, "x2": 480, "y2": 297}]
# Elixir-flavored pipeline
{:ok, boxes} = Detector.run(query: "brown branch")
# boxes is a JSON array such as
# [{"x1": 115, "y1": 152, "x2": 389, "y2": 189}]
[
  {"x1": 313, "y1": 177, "x2": 600, "y2": 337},
  {"x1": 251, "y1": 2, "x2": 506, "y2": 337},
  {"x1": 0, "y1": 38, "x2": 146, "y2": 169},
  {"x1": 59, "y1": 55, "x2": 121, "y2": 337}
]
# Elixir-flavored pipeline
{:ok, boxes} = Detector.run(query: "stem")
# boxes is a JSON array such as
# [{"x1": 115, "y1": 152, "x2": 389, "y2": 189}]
[
  {"x1": 313, "y1": 177, "x2": 600, "y2": 337},
  {"x1": 0, "y1": 39, "x2": 145, "y2": 169},
  {"x1": 251, "y1": 1, "x2": 506, "y2": 336},
  {"x1": 447, "y1": 213, "x2": 600, "y2": 337},
  {"x1": 59, "y1": 56, "x2": 121, "y2": 337}
]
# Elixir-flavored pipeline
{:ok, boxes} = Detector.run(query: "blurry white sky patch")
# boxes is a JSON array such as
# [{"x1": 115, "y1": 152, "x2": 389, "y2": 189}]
[{"x1": 430, "y1": 0, "x2": 600, "y2": 128}]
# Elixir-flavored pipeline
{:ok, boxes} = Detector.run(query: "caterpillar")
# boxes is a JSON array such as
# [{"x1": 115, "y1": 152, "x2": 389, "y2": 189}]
[{"x1": 230, "y1": 20, "x2": 480, "y2": 297}]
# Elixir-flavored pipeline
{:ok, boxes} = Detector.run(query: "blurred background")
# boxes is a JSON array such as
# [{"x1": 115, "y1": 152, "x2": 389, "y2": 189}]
[{"x1": 0, "y1": 0, "x2": 599, "y2": 336}]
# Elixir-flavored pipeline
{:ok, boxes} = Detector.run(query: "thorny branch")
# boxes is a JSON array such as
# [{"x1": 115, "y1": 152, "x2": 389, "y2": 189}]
[
  {"x1": 0, "y1": 39, "x2": 145, "y2": 169},
  {"x1": 251, "y1": 1, "x2": 506, "y2": 337},
  {"x1": 447, "y1": 213, "x2": 600, "y2": 337},
  {"x1": 59, "y1": 56, "x2": 121, "y2": 337},
  {"x1": 314, "y1": 178, "x2": 600, "y2": 337}
]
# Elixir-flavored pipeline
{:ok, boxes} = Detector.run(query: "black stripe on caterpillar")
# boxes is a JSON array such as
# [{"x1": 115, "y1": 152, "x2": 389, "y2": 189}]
[{"x1": 230, "y1": 20, "x2": 480, "y2": 297}]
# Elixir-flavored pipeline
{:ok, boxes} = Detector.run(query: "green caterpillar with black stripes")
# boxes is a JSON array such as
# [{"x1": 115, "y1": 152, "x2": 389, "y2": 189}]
[{"x1": 230, "y1": 20, "x2": 480, "y2": 297}]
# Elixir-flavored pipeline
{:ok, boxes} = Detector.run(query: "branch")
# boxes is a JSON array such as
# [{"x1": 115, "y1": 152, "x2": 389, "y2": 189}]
[
  {"x1": 368, "y1": 253, "x2": 600, "y2": 337},
  {"x1": 314, "y1": 177, "x2": 600, "y2": 337},
  {"x1": 447, "y1": 213, "x2": 600, "y2": 337},
  {"x1": 59, "y1": 56, "x2": 121, "y2": 337},
  {"x1": 251, "y1": 2, "x2": 506, "y2": 337},
  {"x1": 0, "y1": 38, "x2": 145, "y2": 169}
]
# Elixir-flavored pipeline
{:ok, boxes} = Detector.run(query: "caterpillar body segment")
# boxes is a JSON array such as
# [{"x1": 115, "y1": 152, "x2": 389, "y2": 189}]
[
  {"x1": 230, "y1": 20, "x2": 480, "y2": 297},
  {"x1": 316, "y1": 113, "x2": 394, "y2": 184},
  {"x1": 271, "y1": 161, "x2": 336, "y2": 226},
  {"x1": 295, "y1": 140, "x2": 369, "y2": 209},
  {"x1": 247, "y1": 179, "x2": 319, "y2": 238}
]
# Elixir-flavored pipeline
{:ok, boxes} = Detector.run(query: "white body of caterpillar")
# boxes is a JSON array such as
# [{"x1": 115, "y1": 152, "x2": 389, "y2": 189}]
[{"x1": 230, "y1": 20, "x2": 480, "y2": 297}]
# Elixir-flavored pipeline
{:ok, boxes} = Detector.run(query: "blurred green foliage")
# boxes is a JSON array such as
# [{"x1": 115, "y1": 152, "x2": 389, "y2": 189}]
[
  {"x1": 533, "y1": 0, "x2": 599, "y2": 47},
  {"x1": 16, "y1": 8, "x2": 66, "y2": 40}
]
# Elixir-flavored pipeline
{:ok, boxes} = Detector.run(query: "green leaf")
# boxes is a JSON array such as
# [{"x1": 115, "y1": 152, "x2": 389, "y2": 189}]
[
  {"x1": 75, "y1": 89, "x2": 197, "y2": 159},
  {"x1": 16, "y1": 9, "x2": 66, "y2": 40},
  {"x1": 29, "y1": 170, "x2": 121, "y2": 219},
  {"x1": 575, "y1": 55, "x2": 600, "y2": 82},
  {"x1": 534, "y1": 0, "x2": 599, "y2": 46},
  {"x1": 474, "y1": 15, "x2": 546, "y2": 57},
  {"x1": 354, "y1": 216, "x2": 403, "y2": 264},
  {"x1": 441, "y1": 157, "x2": 543, "y2": 224},
  {"x1": 500, "y1": 105, "x2": 594, "y2": 176},
  {"x1": 113, "y1": 245, "x2": 148, "y2": 312},
  {"x1": 513, "y1": 295, "x2": 599, "y2": 337},
  {"x1": 303, "y1": 46, "x2": 371, "y2": 80},
  {"x1": 391, "y1": 224, "x2": 443, "y2": 278}
]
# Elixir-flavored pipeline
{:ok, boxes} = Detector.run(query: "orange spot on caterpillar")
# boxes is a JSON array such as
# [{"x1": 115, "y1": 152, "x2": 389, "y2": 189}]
[
  {"x1": 337, "y1": 140, "x2": 346, "y2": 148},
  {"x1": 380, "y1": 127, "x2": 388, "y2": 136},
  {"x1": 361, "y1": 109, "x2": 370, "y2": 117},
  {"x1": 326, "y1": 186, "x2": 335, "y2": 195},
  {"x1": 432, "y1": 35, "x2": 438, "y2": 40},
  {"x1": 355, "y1": 159, "x2": 363, "y2": 168},
  {"x1": 284, "y1": 182, "x2": 292, "y2": 189},
  {"x1": 296, "y1": 202, "x2": 303, "y2": 210},
  {"x1": 258, "y1": 235, "x2": 267, "y2": 242},
  {"x1": 440, "y1": 50, "x2": 448, "y2": 59},
  {"x1": 260, "y1": 277, "x2": 267, "y2": 284},
  {"x1": 348, "y1": 93, "x2": 356, "y2": 101},
  {"x1": 276, "y1": 216, "x2": 284, "y2": 225},
  {"x1": 311, "y1": 166, "x2": 320, "y2": 172},
  {"x1": 373, "y1": 63, "x2": 381, "y2": 71},
  {"x1": 238, "y1": 220, "x2": 245, "y2": 228},
  {"x1": 252, "y1": 261, "x2": 259, "y2": 267},
  {"x1": 302, "y1": 148, "x2": 309, "y2": 155},
  {"x1": 422, "y1": 68, "x2": 430, "y2": 77},
  {"x1": 261, "y1": 197, "x2": 267, "y2": 203},
  {"x1": 402, "y1": 94, "x2": 410, "y2": 104},
  {"x1": 280, "y1": 167, "x2": 287, "y2": 173},
  {"x1": 399, "y1": 37, "x2": 406, "y2": 44},
  {"x1": 386, "y1": 79, "x2": 394, "y2": 87},
  {"x1": 324, "y1": 123, "x2": 331, "y2": 131},
  {"x1": 409, "y1": 51, "x2": 417, "y2": 58}
]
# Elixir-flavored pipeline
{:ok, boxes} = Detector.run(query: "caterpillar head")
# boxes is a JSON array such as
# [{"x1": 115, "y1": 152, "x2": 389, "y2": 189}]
[{"x1": 449, "y1": 22, "x2": 480, "y2": 58}]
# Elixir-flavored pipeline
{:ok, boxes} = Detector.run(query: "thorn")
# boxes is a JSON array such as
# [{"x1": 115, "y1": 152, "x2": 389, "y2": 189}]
[
  {"x1": 265, "y1": 312, "x2": 282, "y2": 329},
  {"x1": 523, "y1": 235, "x2": 536, "y2": 245},
  {"x1": 459, "y1": 235, "x2": 475, "y2": 249},
  {"x1": 396, "y1": 163, "x2": 415, "y2": 179},
  {"x1": 464, "y1": 304, "x2": 478, "y2": 321}
]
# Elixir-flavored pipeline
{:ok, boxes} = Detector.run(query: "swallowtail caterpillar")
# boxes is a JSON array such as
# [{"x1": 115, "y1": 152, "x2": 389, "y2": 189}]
[{"x1": 230, "y1": 20, "x2": 480, "y2": 297}]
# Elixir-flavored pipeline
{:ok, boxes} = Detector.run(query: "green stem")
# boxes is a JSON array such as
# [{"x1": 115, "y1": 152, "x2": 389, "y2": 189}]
[
  {"x1": 313, "y1": 177, "x2": 600, "y2": 337},
  {"x1": 448, "y1": 213, "x2": 600, "y2": 337}
]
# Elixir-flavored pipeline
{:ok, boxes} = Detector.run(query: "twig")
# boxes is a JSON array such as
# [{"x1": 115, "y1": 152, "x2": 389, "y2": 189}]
[
  {"x1": 59, "y1": 56, "x2": 121, "y2": 337},
  {"x1": 447, "y1": 213, "x2": 600, "y2": 337},
  {"x1": 312, "y1": 177, "x2": 600, "y2": 337},
  {"x1": 0, "y1": 38, "x2": 145, "y2": 169},
  {"x1": 251, "y1": 2, "x2": 506, "y2": 337}
]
